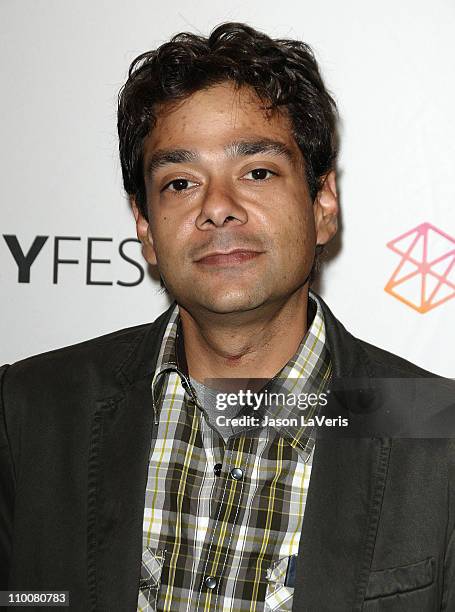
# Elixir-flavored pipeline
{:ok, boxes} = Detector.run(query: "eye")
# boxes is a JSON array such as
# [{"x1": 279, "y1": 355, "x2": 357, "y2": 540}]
[
  {"x1": 162, "y1": 178, "x2": 198, "y2": 192},
  {"x1": 243, "y1": 168, "x2": 276, "y2": 181}
]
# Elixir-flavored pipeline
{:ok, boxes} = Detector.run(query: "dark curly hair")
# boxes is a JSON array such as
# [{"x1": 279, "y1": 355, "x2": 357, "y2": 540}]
[
  {"x1": 117, "y1": 22, "x2": 339, "y2": 284},
  {"x1": 117, "y1": 23, "x2": 337, "y2": 219}
]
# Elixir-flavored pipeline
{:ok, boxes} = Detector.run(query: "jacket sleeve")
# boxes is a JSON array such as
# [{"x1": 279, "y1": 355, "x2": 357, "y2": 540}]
[{"x1": 0, "y1": 364, "x2": 15, "y2": 589}]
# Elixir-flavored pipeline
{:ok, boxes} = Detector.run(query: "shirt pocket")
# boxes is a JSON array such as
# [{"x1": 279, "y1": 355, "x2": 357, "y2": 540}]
[
  {"x1": 362, "y1": 556, "x2": 436, "y2": 611},
  {"x1": 264, "y1": 554, "x2": 297, "y2": 612},
  {"x1": 137, "y1": 547, "x2": 166, "y2": 611}
]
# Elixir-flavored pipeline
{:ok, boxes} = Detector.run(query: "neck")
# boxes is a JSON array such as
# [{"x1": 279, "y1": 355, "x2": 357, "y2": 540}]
[{"x1": 178, "y1": 285, "x2": 310, "y2": 382}]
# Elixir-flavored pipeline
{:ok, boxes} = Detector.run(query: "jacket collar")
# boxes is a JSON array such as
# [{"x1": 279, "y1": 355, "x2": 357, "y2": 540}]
[
  {"x1": 316, "y1": 292, "x2": 372, "y2": 379},
  {"x1": 118, "y1": 290, "x2": 374, "y2": 387},
  {"x1": 119, "y1": 301, "x2": 177, "y2": 386}
]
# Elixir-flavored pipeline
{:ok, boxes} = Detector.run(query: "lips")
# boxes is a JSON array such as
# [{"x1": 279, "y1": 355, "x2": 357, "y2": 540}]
[{"x1": 195, "y1": 249, "x2": 262, "y2": 266}]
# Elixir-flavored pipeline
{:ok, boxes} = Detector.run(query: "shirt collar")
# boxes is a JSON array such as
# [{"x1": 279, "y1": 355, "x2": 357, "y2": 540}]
[{"x1": 151, "y1": 291, "x2": 332, "y2": 459}]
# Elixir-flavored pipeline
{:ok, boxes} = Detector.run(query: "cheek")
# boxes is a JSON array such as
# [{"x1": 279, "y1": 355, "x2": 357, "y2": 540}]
[
  {"x1": 150, "y1": 210, "x2": 172, "y2": 241},
  {"x1": 153, "y1": 214, "x2": 193, "y2": 258},
  {"x1": 267, "y1": 200, "x2": 315, "y2": 254}
]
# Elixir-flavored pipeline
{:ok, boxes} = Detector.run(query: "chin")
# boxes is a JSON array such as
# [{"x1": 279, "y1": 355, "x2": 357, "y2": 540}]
[{"x1": 191, "y1": 286, "x2": 267, "y2": 314}]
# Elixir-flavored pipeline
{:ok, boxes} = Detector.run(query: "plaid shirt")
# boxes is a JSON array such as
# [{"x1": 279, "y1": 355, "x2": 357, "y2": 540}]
[{"x1": 137, "y1": 292, "x2": 332, "y2": 612}]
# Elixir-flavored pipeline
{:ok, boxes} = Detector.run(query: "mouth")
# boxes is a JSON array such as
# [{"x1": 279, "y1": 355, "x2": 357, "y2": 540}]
[{"x1": 195, "y1": 249, "x2": 263, "y2": 266}]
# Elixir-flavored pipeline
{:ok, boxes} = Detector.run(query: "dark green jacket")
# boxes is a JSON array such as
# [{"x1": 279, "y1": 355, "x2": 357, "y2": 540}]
[{"x1": 1, "y1": 295, "x2": 454, "y2": 611}]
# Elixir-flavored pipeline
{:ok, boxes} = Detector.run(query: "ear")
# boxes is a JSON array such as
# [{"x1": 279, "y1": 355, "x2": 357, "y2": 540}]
[
  {"x1": 130, "y1": 196, "x2": 158, "y2": 266},
  {"x1": 313, "y1": 170, "x2": 338, "y2": 245}
]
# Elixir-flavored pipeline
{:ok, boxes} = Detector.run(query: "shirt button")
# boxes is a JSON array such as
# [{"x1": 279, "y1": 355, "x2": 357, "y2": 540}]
[
  {"x1": 230, "y1": 467, "x2": 243, "y2": 480},
  {"x1": 205, "y1": 576, "x2": 217, "y2": 589},
  {"x1": 214, "y1": 463, "x2": 222, "y2": 476}
]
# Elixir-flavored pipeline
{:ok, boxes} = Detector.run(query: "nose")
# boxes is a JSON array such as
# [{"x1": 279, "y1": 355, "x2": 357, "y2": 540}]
[{"x1": 195, "y1": 180, "x2": 248, "y2": 230}]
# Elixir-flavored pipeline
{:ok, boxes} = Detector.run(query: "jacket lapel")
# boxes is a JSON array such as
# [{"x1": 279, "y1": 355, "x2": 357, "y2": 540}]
[
  {"x1": 86, "y1": 304, "x2": 176, "y2": 612},
  {"x1": 294, "y1": 437, "x2": 391, "y2": 611},
  {"x1": 292, "y1": 295, "x2": 391, "y2": 611}
]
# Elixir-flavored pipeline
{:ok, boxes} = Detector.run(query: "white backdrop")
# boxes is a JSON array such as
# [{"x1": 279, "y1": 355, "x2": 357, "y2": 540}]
[{"x1": 1, "y1": 0, "x2": 454, "y2": 377}]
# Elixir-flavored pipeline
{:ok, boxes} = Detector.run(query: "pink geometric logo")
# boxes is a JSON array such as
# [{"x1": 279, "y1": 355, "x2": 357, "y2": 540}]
[{"x1": 385, "y1": 222, "x2": 455, "y2": 313}]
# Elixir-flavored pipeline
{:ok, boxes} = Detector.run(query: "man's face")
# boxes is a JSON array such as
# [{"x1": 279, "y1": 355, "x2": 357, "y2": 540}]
[{"x1": 135, "y1": 81, "x2": 337, "y2": 315}]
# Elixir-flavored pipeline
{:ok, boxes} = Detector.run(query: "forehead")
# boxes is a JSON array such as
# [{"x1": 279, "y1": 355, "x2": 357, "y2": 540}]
[{"x1": 143, "y1": 81, "x2": 298, "y2": 154}]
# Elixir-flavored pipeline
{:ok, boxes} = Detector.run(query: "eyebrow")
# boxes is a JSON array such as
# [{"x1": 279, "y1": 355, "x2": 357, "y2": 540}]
[
  {"x1": 224, "y1": 139, "x2": 296, "y2": 163},
  {"x1": 145, "y1": 138, "x2": 297, "y2": 180}
]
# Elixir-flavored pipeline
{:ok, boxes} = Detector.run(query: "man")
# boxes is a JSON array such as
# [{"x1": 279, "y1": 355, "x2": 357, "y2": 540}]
[{"x1": 1, "y1": 22, "x2": 454, "y2": 612}]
